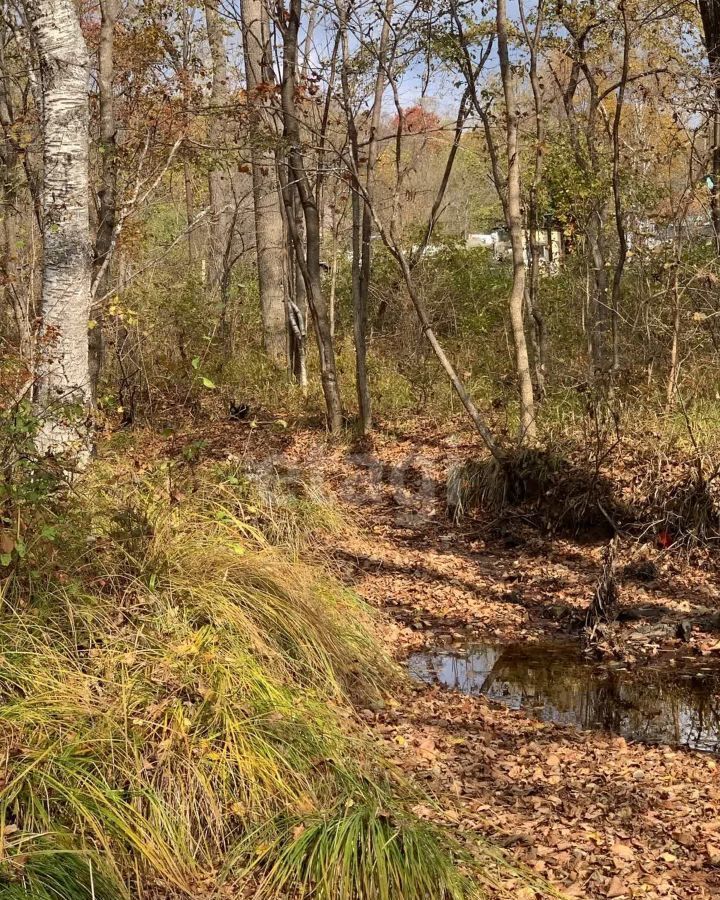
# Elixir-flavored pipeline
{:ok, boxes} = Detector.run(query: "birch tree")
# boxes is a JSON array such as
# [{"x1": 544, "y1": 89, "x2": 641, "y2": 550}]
[{"x1": 27, "y1": 0, "x2": 93, "y2": 463}]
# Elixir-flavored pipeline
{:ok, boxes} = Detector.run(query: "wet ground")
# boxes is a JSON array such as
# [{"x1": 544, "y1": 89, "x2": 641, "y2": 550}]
[{"x1": 409, "y1": 641, "x2": 720, "y2": 753}]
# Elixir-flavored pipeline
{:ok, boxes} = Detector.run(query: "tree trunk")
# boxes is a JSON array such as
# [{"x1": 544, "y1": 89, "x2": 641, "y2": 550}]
[
  {"x1": 27, "y1": 0, "x2": 93, "y2": 463},
  {"x1": 287, "y1": 191, "x2": 308, "y2": 385},
  {"x1": 183, "y1": 161, "x2": 196, "y2": 263},
  {"x1": 699, "y1": 0, "x2": 720, "y2": 252},
  {"x1": 666, "y1": 263, "x2": 681, "y2": 408},
  {"x1": 0, "y1": 31, "x2": 34, "y2": 368},
  {"x1": 204, "y1": 0, "x2": 234, "y2": 304},
  {"x1": 89, "y1": 0, "x2": 118, "y2": 400},
  {"x1": 240, "y1": 0, "x2": 287, "y2": 366},
  {"x1": 519, "y1": 0, "x2": 547, "y2": 398},
  {"x1": 339, "y1": 6, "x2": 372, "y2": 433},
  {"x1": 609, "y1": 0, "x2": 630, "y2": 375},
  {"x1": 352, "y1": 0, "x2": 393, "y2": 434},
  {"x1": 587, "y1": 206, "x2": 611, "y2": 376},
  {"x1": 278, "y1": 0, "x2": 342, "y2": 431},
  {"x1": 497, "y1": 0, "x2": 536, "y2": 444},
  {"x1": 351, "y1": 175, "x2": 371, "y2": 431}
]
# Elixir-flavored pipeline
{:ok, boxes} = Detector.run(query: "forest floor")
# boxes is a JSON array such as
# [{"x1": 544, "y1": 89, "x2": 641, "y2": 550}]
[{"x1": 142, "y1": 416, "x2": 720, "y2": 900}]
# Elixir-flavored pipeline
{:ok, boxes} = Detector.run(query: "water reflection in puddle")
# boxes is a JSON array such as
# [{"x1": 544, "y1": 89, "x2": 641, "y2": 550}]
[{"x1": 409, "y1": 643, "x2": 720, "y2": 752}]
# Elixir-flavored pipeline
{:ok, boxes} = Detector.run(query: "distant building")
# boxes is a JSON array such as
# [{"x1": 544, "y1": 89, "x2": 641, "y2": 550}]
[{"x1": 466, "y1": 226, "x2": 564, "y2": 273}]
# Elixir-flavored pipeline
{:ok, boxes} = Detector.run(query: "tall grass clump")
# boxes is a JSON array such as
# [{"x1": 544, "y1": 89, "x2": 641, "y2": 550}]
[
  {"x1": 209, "y1": 460, "x2": 346, "y2": 554},
  {"x1": 0, "y1": 461, "x2": 489, "y2": 899},
  {"x1": 447, "y1": 448, "x2": 623, "y2": 534}
]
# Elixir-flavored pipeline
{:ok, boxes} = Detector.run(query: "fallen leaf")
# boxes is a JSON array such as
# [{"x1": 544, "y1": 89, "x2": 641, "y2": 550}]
[
  {"x1": 607, "y1": 875, "x2": 627, "y2": 898},
  {"x1": 612, "y1": 842, "x2": 635, "y2": 861}
]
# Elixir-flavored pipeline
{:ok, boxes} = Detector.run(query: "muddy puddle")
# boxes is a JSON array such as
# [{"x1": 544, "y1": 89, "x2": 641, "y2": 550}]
[{"x1": 409, "y1": 642, "x2": 720, "y2": 752}]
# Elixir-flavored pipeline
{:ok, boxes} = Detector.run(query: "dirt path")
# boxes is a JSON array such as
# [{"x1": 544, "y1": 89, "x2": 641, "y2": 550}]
[{"x1": 285, "y1": 424, "x2": 720, "y2": 900}]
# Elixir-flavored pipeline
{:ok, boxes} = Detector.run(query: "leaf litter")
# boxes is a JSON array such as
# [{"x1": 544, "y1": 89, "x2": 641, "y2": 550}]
[{"x1": 133, "y1": 417, "x2": 720, "y2": 898}]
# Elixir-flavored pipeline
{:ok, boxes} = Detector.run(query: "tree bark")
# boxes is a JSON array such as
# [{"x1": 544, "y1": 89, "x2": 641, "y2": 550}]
[
  {"x1": 497, "y1": 0, "x2": 536, "y2": 443},
  {"x1": 89, "y1": 0, "x2": 118, "y2": 399},
  {"x1": 240, "y1": 0, "x2": 287, "y2": 366},
  {"x1": 27, "y1": 0, "x2": 93, "y2": 463}
]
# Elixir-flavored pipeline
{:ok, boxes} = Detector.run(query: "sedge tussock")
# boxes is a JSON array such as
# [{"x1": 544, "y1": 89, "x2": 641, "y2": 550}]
[{"x1": 0, "y1": 466, "x2": 526, "y2": 899}]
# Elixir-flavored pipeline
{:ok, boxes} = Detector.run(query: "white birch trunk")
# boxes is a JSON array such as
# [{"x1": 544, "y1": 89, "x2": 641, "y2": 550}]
[{"x1": 27, "y1": 0, "x2": 92, "y2": 464}]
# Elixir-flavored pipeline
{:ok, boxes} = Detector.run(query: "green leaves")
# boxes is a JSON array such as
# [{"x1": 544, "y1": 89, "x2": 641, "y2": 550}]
[{"x1": 191, "y1": 357, "x2": 216, "y2": 389}]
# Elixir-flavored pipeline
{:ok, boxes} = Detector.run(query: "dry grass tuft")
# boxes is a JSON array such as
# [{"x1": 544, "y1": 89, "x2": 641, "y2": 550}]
[
  {"x1": 0, "y1": 463, "x2": 530, "y2": 899},
  {"x1": 447, "y1": 448, "x2": 621, "y2": 534}
]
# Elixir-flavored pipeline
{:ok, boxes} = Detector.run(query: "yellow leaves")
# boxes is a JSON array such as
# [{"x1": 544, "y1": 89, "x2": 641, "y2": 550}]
[{"x1": 108, "y1": 297, "x2": 139, "y2": 326}]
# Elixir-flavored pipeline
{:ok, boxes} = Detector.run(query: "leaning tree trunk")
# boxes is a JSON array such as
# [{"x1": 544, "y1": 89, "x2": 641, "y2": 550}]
[
  {"x1": 241, "y1": 0, "x2": 288, "y2": 367},
  {"x1": 27, "y1": 0, "x2": 93, "y2": 464},
  {"x1": 497, "y1": 0, "x2": 536, "y2": 444}
]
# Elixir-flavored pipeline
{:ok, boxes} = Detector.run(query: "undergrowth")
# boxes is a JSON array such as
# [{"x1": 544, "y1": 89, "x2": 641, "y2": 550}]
[{"x1": 0, "y1": 458, "x2": 527, "y2": 899}]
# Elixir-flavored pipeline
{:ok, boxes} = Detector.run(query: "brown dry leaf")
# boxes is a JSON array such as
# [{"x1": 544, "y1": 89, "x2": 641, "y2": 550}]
[
  {"x1": 675, "y1": 831, "x2": 695, "y2": 847},
  {"x1": 612, "y1": 842, "x2": 635, "y2": 861},
  {"x1": 606, "y1": 875, "x2": 628, "y2": 898},
  {"x1": 0, "y1": 531, "x2": 14, "y2": 556}
]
